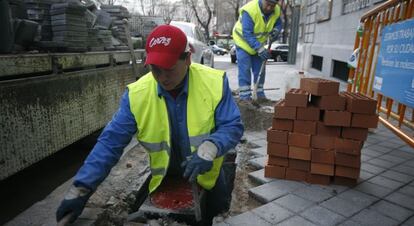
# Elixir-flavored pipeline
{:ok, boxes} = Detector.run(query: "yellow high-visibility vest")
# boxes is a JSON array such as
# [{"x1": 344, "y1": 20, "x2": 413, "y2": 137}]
[
  {"x1": 232, "y1": 0, "x2": 280, "y2": 54},
  {"x1": 127, "y1": 63, "x2": 225, "y2": 193}
]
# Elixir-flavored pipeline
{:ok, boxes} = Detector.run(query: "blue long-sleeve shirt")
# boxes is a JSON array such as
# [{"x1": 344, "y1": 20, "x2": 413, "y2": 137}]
[
  {"x1": 241, "y1": 0, "x2": 282, "y2": 50},
  {"x1": 74, "y1": 72, "x2": 244, "y2": 190}
]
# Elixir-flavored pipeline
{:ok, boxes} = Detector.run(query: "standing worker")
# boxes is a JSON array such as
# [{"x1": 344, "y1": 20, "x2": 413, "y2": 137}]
[
  {"x1": 232, "y1": 0, "x2": 282, "y2": 104},
  {"x1": 56, "y1": 25, "x2": 244, "y2": 225}
]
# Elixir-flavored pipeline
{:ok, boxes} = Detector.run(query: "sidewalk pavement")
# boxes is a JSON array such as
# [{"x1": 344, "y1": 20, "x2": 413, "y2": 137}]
[{"x1": 216, "y1": 62, "x2": 414, "y2": 226}]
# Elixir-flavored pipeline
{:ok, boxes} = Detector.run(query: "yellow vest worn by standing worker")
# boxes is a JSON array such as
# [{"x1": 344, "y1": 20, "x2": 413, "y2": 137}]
[
  {"x1": 232, "y1": 0, "x2": 281, "y2": 55},
  {"x1": 127, "y1": 63, "x2": 225, "y2": 193}
]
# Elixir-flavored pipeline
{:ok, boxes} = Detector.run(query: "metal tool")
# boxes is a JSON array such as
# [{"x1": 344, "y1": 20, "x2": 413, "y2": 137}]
[
  {"x1": 191, "y1": 182, "x2": 202, "y2": 222},
  {"x1": 252, "y1": 37, "x2": 272, "y2": 101}
]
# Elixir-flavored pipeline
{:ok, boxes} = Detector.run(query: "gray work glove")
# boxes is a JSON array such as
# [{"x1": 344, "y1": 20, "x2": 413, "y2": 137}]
[
  {"x1": 182, "y1": 141, "x2": 218, "y2": 182},
  {"x1": 269, "y1": 28, "x2": 280, "y2": 42},
  {"x1": 257, "y1": 46, "x2": 271, "y2": 61},
  {"x1": 56, "y1": 185, "x2": 92, "y2": 224}
]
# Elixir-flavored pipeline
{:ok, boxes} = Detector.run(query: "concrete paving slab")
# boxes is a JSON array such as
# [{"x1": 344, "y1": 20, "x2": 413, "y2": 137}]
[
  {"x1": 360, "y1": 170, "x2": 376, "y2": 182},
  {"x1": 224, "y1": 211, "x2": 272, "y2": 226},
  {"x1": 402, "y1": 215, "x2": 414, "y2": 226},
  {"x1": 272, "y1": 194, "x2": 315, "y2": 213},
  {"x1": 248, "y1": 180, "x2": 306, "y2": 203},
  {"x1": 338, "y1": 220, "x2": 364, "y2": 226},
  {"x1": 250, "y1": 139, "x2": 267, "y2": 148},
  {"x1": 397, "y1": 145, "x2": 414, "y2": 153},
  {"x1": 362, "y1": 148, "x2": 384, "y2": 157},
  {"x1": 392, "y1": 165, "x2": 414, "y2": 176},
  {"x1": 398, "y1": 185, "x2": 414, "y2": 198},
  {"x1": 321, "y1": 196, "x2": 366, "y2": 217},
  {"x1": 370, "y1": 200, "x2": 414, "y2": 222},
  {"x1": 248, "y1": 169, "x2": 275, "y2": 184},
  {"x1": 300, "y1": 205, "x2": 345, "y2": 226},
  {"x1": 367, "y1": 158, "x2": 397, "y2": 169},
  {"x1": 361, "y1": 154, "x2": 374, "y2": 162},
  {"x1": 350, "y1": 209, "x2": 399, "y2": 226},
  {"x1": 366, "y1": 145, "x2": 392, "y2": 153},
  {"x1": 376, "y1": 140, "x2": 405, "y2": 149},
  {"x1": 251, "y1": 202, "x2": 293, "y2": 224},
  {"x1": 379, "y1": 153, "x2": 409, "y2": 164},
  {"x1": 367, "y1": 175, "x2": 404, "y2": 190},
  {"x1": 385, "y1": 192, "x2": 414, "y2": 210},
  {"x1": 337, "y1": 189, "x2": 378, "y2": 208},
  {"x1": 361, "y1": 163, "x2": 387, "y2": 175},
  {"x1": 247, "y1": 156, "x2": 266, "y2": 169},
  {"x1": 380, "y1": 170, "x2": 414, "y2": 184},
  {"x1": 402, "y1": 160, "x2": 414, "y2": 168},
  {"x1": 292, "y1": 185, "x2": 335, "y2": 203},
  {"x1": 354, "y1": 181, "x2": 393, "y2": 198},
  {"x1": 250, "y1": 146, "x2": 266, "y2": 156},
  {"x1": 278, "y1": 216, "x2": 317, "y2": 226}
]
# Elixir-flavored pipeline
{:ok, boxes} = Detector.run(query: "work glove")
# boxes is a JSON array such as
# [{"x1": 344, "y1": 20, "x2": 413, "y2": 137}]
[
  {"x1": 257, "y1": 46, "x2": 271, "y2": 61},
  {"x1": 56, "y1": 185, "x2": 92, "y2": 224},
  {"x1": 182, "y1": 141, "x2": 218, "y2": 182},
  {"x1": 269, "y1": 28, "x2": 280, "y2": 42}
]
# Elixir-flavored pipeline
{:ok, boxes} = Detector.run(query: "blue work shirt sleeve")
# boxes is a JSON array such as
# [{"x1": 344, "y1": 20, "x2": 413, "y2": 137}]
[
  {"x1": 206, "y1": 74, "x2": 244, "y2": 157},
  {"x1": 274, "y1": 17, "x2": 282, "y2": 32},
  {"x1": 241, "y1": 11, "x2": 262, "y2": 51},
  {"x1": 74, "y1": 90, "x2": 137, "y2": 190}
]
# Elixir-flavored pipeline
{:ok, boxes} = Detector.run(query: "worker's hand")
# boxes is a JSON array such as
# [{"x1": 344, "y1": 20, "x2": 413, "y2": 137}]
[
  {"x1": 257, "y1": 47, "x2": 271, "y2": 61},
  {"x1": 269, "y1": 28, "x2": 280, "y2": 42},
  {"x1": 56, "y1": 185, "x2": 92, "y2": 224},
  {"x1": 182, "y1": 141, "x2": 218, "y2": 182}
]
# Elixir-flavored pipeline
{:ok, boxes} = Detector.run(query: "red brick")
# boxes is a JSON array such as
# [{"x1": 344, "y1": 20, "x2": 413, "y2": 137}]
[
  {"x1": 285, "y1": 168, "x2": 308, "y2": 181},
  {"x1": 311, "y1": 149, "x2": 335, "y2": 164},
  {"x1": 341, "y1": 91, "x2": 377, "y2": 114},
  {"x1": 311, "y1": 135, "x2": 335, "y2": 149},
  {"x1": 341, "y1": 127, "x2": 369, "y2": 141},
  {"x1": 297, "y1": 106, "x2": 320, "y2": 121},
  {"x1": 264, "y1": 165, "x2": 286, "y2": 179},
  {"x1": 288, "y1": 132, "x2": 311, "y2": 148},
  {"x1": 267, "y1": 142, "x2": 289, "y2": 157},
  {"x1": 311, "y1": 95, "x2": 346, "y2": 111},
  {"x1": 323, "y1": 110, "x2": 351, "y2": 127},
  {"x1": 274, "y1": 100, "x2": 296, "y2": 119},
  {"x1": 316, "y1": 122, "x2": 341, "y2": 137},
  {"x1": 307, "y1": 174, "x2": 331, "y2": 185},
  {"x1": 289, "y1": 159, "x2": 310, "y2": 171},
  {"x1": 285, "y1": 88, "x2": 309, "y2": 107},
  {"x1": 333, "y1": 176, "x2": 358, "y2": 187},
  {"x1": 272, "y1": 118, "x2": 294, "y2": 131},
  {"x1": 294, "y1": 120, "x2": 317, "y2": 135},
  {"x1": 335, "y1": 138, "x2": 363, "y2": 155},
  {"x1": 335, "y1": 165, "x2": 360, "y2": 179},
  {"x1": 311, "y1": 163, "x2": 334, "y2": 176},
  {"x1": 300, "y1": 78, "x2": 340, "y2": 96},
  {"x1": 289, "y1": 146, "x2": 311, "y2": 160},
  {"x1": 335, "y1": 153, "x2": 361, "y2": 168},
  {"x1": 268, "y1": 156, "x2": 289, "y2": 167},
  {"x1": 351, "y1": 113, "x2": 379, "y2": 128},
  {"x1": 267, "y1": 128, "x2": 289, "y2": 144}
]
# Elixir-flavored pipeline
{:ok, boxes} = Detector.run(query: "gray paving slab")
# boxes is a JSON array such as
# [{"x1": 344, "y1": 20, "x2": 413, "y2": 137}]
[
  {"x1": 337, "y1": 189, "x2": 378, "y2": 208},
  {"x1": 361, "y1": 162, "x2": 387, "y2": 175},
  {"x1": 366, "y1": 145, "x2": 393, "y2": 153},
  {"x1": 350, "y1": 209, "x2": 399, "y2": 226},
  {"x1": 320, "y1": 196, "x2": 365, "y2": 217},
  {"x1": 251, "y1": 202, "x2": 294, "y2": 224},
  {"x1": 398, "y1": 185, "x2": 414, "y2": 198},
  {"x1": 250, "y1": 139, "x2": 267, "y2": 148},
  {"x1": 338, "y1": 220, "x2": 363, "y2": 226},
  {"x1": 300, "y1": 205, "x2": 345, "y2": 226},
  {"x1": 277, "y1": 216, "x2": 317, "y2": 226},
  {"x1": 250, "y1": 146, "x2": 266, "y2": 156},
  {"x1": 361, "y1": 154, "x2": 374, "y2": 162},
  {"x1": 379, "y1": 153, "x2": 408, "y2": 164},
  {"x1": 377, "y1": 140, "x2": 405, "y2": 149},
  {"x1": 385, "y1": 192, "x2": 414, "y2": 210},
  {"x1": 398, "y1": 145, "x2": 414, "y2": 153},
  {"x1": 354, "y1": 181, "x2": 393, "y2": 198},
  {"x1": 292, "y1": 185, "x2": 335, "y2": 203},
  {"x1": 362, "y1": 148, "x2": 385, "y2": 157},
  {"x1": 370, "y1": 200, "x2": 414, "y2": 222},
  {"x1": 366, "y1": 136, "x2": 382, "y2": 144},
  {"x1": 386, "y1": 138, "x2": 408, "y2": 146},
  {"x1": 272, "y1": 194, "x2": 315, "y2": 213},
  {"x1": 368, "y1": 175, "x2": 405, "y2": 190},
  {"x1": 248, "y1": 169, "x2": 275, "y2": 184},
  {"x1": 380, "y1": 170, "x2": 414, "y2": 184},
  {"x1": 248, "y1": 180, "x2": 306, "y2": 203},
  {"x1": 224, "y1": 211, "x2": 272, "y2": 226},
  {"x1": 402, "y1": 159, "x2": 414, "y2": 168},
  {"x1": 247, "y1": 156, "x2": 266, "y2": 169},
  {"x1": 402, "y1": 215, "x2": 414, "y2": 226},
  {"x1": 367, "y1": 158, "x2": 398, "y2": 169},
  {"x1": 360, "y1": 170, "x2": 376, "y2": 181},
  {"x1": 392, "y1": 165, "x2": 414, "y2": 176}
]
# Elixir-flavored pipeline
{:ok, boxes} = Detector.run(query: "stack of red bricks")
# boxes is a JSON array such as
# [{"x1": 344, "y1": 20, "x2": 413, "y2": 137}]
[{"x1": 264, "y1": 77, "x2": 378, "y2": 185}]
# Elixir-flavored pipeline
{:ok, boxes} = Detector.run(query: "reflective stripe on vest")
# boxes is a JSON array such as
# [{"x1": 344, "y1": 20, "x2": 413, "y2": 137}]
[
  {"x1": 127, "y1": 63, "x2": 225, "y2": 193},
  {"x1": 232, "y1": 0, "x2": 280, "y2": 55}
]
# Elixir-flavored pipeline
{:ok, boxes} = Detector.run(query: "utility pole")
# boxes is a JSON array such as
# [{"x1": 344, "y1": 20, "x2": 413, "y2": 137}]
[{"x1": 288, "y1": 2, "x2": 300, "y2": 64}]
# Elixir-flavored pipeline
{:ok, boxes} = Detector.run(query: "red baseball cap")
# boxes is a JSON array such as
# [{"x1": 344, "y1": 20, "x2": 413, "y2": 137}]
[{"x1": 145, "y1": 24, "x2": 189, "y2": 69}]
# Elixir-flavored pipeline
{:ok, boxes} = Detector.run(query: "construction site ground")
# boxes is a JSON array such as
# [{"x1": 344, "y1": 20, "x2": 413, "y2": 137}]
[{"x1": 6, "y1": 56, "x2": 414, "y2": 226}]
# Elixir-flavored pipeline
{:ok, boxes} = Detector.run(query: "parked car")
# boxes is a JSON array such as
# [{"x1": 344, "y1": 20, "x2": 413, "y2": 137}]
[
  {"x1": 169, "y1": 21, "x2": 214, "y2": 68},
  {"x1": 269, "y1": 43, "x2": 289, "y2": 62},
  {"x1": 211, "y1": 44, "x2": 228, "y2": 55},
  {"x1": 229, "y1": 44, "x2": 236, "y2": 63}
]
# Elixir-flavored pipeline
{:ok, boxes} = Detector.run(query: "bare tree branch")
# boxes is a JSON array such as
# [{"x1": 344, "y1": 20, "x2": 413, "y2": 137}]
[{"x1": 189, "y1": 0, "x2": 212, "y2": 39}]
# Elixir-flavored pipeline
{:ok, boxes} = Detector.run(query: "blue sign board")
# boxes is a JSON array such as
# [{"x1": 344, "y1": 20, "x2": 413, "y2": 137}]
[{"x1": 374, "y1": 18, "x2": 414, "y2": 108}]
